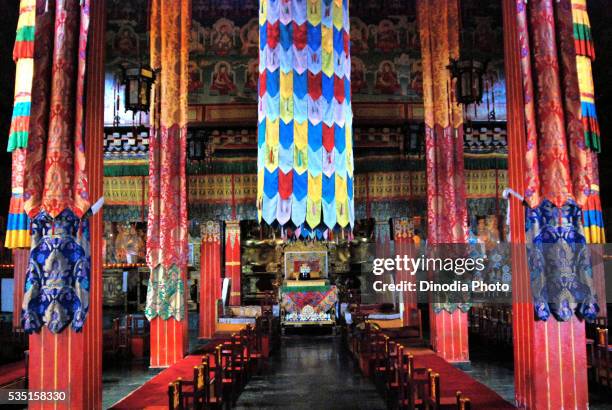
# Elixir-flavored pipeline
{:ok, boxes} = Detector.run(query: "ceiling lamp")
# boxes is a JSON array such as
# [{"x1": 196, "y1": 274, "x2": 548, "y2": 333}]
[
  {"x1": 121, "y1": 65, "x2": 156, "y2": 113},
  {"x1": 448, "y1": 58, "x2": 486, "y2": 106}
]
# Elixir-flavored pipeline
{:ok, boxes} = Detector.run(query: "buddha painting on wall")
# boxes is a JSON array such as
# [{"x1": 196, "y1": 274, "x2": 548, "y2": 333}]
[
  {"x1": 375, "y1": 61, "x2": 401, "y2": 94},
  {"x1": 210, "y1": 61, "x2": 237, "y2": 95}
]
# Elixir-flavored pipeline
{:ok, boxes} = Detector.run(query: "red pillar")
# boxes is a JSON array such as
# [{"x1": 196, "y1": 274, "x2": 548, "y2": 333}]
[
  {"x1": 149, "y1": 316, "x2": 188, "y2": 368},
  {"x1": 429, "y1": 311, "x2": 469, "y2": 363},
  {"x1": 503, "y1": 1, "x2": 589, "y2": 408},
  {"x1": 12, "y1": 249, "x2": 28, "y2": 329},
  {"x1": 225, "y1": 221, "x2": 241, "y2": 306},
  {"x1": 200, "y1": 221, "x2": 222, "y2": 339},
  {"x1": 392, "y1": 218, "x2": 418, "y2": 326},
  {"x1": 27, "y1": 1, "x2": 105, "y2": 407}
]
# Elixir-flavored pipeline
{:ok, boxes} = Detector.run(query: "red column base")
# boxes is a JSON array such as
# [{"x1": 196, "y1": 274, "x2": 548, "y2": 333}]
[
  {"x1": 430, "y1": 309, "x2": 469, "y2": 363},
  {"x1": 149, "y1": 317, "x2": 188, "y2": 368}
]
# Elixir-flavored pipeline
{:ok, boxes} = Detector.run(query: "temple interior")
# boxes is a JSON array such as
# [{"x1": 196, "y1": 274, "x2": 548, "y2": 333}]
[{"x1": 0, "y1": 0, "x2": 611, "y2": 409}]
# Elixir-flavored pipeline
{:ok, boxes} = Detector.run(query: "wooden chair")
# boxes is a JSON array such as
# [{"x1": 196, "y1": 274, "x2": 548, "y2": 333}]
[
  {"x1": 130, "y1": 314, "x2": 150, "y2": 357},
  {"x1": 245, "y1": 324, "x2": 263, "y2": 374},
  {"x1": 116, "y1": 316, "x2": 132, "y2": 358},
  {"x1": 168, "y1": 378, "x2": 184, "y2": 410},
  {"x1": 397, "y1": 353, "x2": 428, "y2": 410},
  {"x1": 423, "y1": 370, "x2": 462, "y2": 409},
  {"x1": 178, "y1": 365, "x2": 207, "y2": 410},
  {"x1": 203, "y1": 354, "x2": 223, "y2": 409},
  {"x1": 595, "y1": 328, "x2": 612, "y2": 388},
  {"x1": 220, "y1": 336, "x2": 241, "y2": 404},
  {"x1": 230, "y1": 331, "x2": 249, "y2": 390},
  {"x1": 403, "y1": 308, "x2": 424, "y2": 344},
  {"x1": 456, "y1": 391, "x2": 472, "y2": 410}
]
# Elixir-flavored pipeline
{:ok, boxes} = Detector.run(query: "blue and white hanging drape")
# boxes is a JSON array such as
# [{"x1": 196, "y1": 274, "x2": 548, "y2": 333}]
[{"x1": 257, "y1": 0, "x2": 354, "y2": 235}]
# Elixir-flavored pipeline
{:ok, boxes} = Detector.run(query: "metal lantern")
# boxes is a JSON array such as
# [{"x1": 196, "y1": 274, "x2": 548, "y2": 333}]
[
  {"x1": 122, "y1": 66, "x2": 156, "y2": 113},
  {"x1": 448, "y1": 58, "x2": 486, "y2": 106}
]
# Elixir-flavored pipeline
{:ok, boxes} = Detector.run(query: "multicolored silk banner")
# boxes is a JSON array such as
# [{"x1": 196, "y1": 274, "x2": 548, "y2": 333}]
[
  {"x1": 572, "y1": 0, "x2": 600, "y2": 152},
  {"x1": 8, "y1": 0, "x2": 35, "y2": 152},
  {"x1": 570, "y1": 0, "x2": 605, "y2": 243},
  {"x1": 257, "y1": 0, "x2": 355, "y2": 234},
  {"x1": 517, "y1": 0, "x2": 598, "y2": 321},
  {"x1": 5, "y1": 0, "x2": 36, "y2": 249},
  {"x1": 22, "y1": 0, "x2": 92, "y2": 334}
]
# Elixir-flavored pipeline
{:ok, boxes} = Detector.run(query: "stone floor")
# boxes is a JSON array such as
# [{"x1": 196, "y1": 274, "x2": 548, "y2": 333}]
[
  {"x1": 101, "y1": 330, "x2": 612, "y2": 409},
  {"x1": 102, "y1": 361, "x2": 163, "y2": 409},
  {"x1": 234, "y1": 331, "x2": 386, "y2": 410}
]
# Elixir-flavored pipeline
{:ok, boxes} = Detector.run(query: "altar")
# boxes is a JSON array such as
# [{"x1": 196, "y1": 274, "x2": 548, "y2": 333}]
[{"x1": 279, "y1": 243, "x2": 338, "y2": 329}]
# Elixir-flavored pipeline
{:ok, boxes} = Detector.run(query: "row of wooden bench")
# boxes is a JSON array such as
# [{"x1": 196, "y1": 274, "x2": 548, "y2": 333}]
[
  {"x1": 350, "y1": 322, "x2": 471, "y2": 410},
  {"x1": 468, "y1": 306, "x2": 512, "y2": 349},
  {"x1": 167, "y1": 316, "x2": 273, "y2": 409}
]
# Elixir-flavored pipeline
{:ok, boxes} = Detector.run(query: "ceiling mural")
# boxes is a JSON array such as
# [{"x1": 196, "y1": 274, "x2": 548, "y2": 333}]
[
  {"x1": 188, "y1": 0, "x2": 423, "y2": 104},
  {"x1": 104, "y1": 0, "x2": 506, "y2": 124}
]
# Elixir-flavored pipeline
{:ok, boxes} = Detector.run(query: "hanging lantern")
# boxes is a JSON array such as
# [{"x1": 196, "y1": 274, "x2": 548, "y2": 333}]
[
  {"x1": 448, "y1": 58, "x2": 486, "y2": 106},
  {"x1": 121, "y1": 65, "x2": 156, "y2": 113}
]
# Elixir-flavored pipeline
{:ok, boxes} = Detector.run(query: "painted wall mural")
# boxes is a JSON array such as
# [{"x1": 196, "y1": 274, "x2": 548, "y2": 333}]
[
  {"x1": 104, "y1": 0, "x2": 150, "y2": 126},
  {"x1": 188, "y1": 0, "x2": 424, "y2": 104},
  {"x1": 104, "y1": 0, "x2": 506, "y2": 120}
]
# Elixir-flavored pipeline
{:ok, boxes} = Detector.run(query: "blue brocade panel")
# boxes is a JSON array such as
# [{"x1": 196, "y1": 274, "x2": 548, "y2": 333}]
[
  {"x1": 526, "y1": 199, "x2": 599, "y2": 322},
  {"x1": 22, "y1": 209, "x2": 90, "y2": 334}
]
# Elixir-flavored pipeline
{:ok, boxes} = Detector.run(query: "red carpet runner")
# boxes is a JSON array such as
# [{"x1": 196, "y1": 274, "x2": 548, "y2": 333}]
[
  {"x1": 0, "y1": 360, "x2": 26, "y2": 387},
  {"x1": 414, "y1": 354, "x2": 515, "y2": 409},
  {"x1": 110, "y1": 355, "x2": 204, "y2": 409},
  {"x1": 110, "y1": 352, "x2": 513, "y2": 409}
]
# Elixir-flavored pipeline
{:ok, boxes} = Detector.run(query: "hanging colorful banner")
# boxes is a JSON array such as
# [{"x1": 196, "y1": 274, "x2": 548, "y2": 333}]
[
  {"x1": 571, "y1": 0, "x2": 605, "y2": 243},
  {"x1": 7, "y1": 0, "x2": 35, "y2": 152},
  {"x1": 257, "y1": 0, "x2": 354, "y2": 234},
  {"x1": 5, "y1": 0, "x2": 36, "y2": 249},
  {"x1": 571, "y1": 0, "x2": 600, "y2": 152}
]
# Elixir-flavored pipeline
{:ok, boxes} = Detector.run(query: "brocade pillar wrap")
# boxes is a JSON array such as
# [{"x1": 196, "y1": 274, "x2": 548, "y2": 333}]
[
  {"x1": 146, "y1": 0, "x2": 191, "y2": 367},
  {"x1": 21, "y1": 0, "x2": 92, "y2": 335},
  {"x1": 257, "y1": 0, "x2": 355, "y2": 236},
  {"x1": 504, "y1": 2, "x2": 590, "y2": 408},
  {"x1": 200, "y1": 221, "x2": 222, "y2": 339},
  {"x1": 25, "y1": 0, "x2": 105, "y2": 407},
  {"x1": 517, "y1": 0, "x2": 598, "y2": 322},
  {"x1": 392, "y1": 218, "x2": 417, "y2": 326},
  {"x1": 417, "y1": 0, "x2": 469, "y2": 363},
  {"x1": 225, "y1": 221, "x2": 241, "y2": 306}
]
